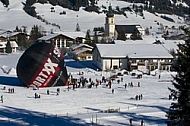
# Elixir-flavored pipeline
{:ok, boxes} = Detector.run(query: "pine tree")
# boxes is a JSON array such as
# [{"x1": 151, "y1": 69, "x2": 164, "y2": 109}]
[
  {"x1": 85, "y1": 29, "x2": 91, "y2": 43},
  {"x1": 117, "y1": 30, "x2": 126, "y2": 41},
  {"x1": 29, "y1": 25, "x2": 43, "y2": 44},
  {"x1": 130, "y1": 28, "x2": 142, "y2": 40},
  {"x1": 166, "y1": 29, "x2": 190, "y2": 126},
  {"x1": 6, "y1": 40, "x2": 12, "y2": 53}
]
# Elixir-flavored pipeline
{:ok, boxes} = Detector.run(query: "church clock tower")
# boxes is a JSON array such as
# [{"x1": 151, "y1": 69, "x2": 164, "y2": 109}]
[{"x1": 105, "y1": 4, "x2": 115, "y2": 38}]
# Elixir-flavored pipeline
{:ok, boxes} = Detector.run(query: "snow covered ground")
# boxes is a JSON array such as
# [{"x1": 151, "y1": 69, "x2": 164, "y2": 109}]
[
  {"x1": 0, "y1": 0, "x2": 184, "y2": 125},
  {"x1": 0, "y1": 0, "x2": 186, "y2": 33},
  {"x1": 0, "y1": 52, "x2": 175, "y2": 126}
]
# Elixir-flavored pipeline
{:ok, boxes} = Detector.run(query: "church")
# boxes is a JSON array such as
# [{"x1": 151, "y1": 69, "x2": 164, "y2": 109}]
[{"x1": 104, "y1": 4, "x2": 145, "y2": 40}]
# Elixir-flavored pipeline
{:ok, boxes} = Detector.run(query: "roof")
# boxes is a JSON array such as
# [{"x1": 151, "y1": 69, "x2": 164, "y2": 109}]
[
  {"x1": 95, "y1": 43, "x2": 173, "y2": 59},
  {"x1": 38, "y1": 32, "x2": 86, "y2": 41},
  {"x1": 72, "y1": 47, "x2": 92, "y2": 55},
  {"x1": 0, "y1": 32, "x2": 29, "y2": 38},
  {"x1": 114, "y1": 40, "x2": 150, "y2": 44},
  {"x1": 70, "y1": 44, "x2": 93, "y2": 50},
  {"x1": 38, "y1": 33, "x2": 61, "y2": 41},
  {"x1": 115, "y1": 25, "x2": 140, "y2": 34},
  {"x1": 61, "y1": 32, "x2": 86, "y2": 39}
]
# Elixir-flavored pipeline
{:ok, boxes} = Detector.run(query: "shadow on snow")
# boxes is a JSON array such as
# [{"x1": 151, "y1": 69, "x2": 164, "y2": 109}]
[
  {"x1": 118, "y1": 101, "x2": 168, "y2": 125},
  {"x1": 0, "y1": 106, "x2": 89, "y2": 126},
  {"x1": 0, "y1": 76, "x2": 23, "y2": 87}
]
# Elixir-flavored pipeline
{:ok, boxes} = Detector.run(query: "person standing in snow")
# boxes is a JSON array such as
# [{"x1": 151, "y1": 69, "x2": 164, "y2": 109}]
[
  {"x1": 121, "y1": 77, "x2": 123, "y2": 82},
  {"x1": 135, "y1": 95, "x2": 138, "y2": 100},
  {"x1": 131, "y1": 82, "x2": 133, "y2": 87},
  {"x1": 138, "y1": 82, "x2": 140, "y2": 87},
  {"x1": 12, "y1": 88, "x2": 14, "y2": 93},
  {"x1": 129, "y1": 118, "x2": 132, "y2": 125},
  {"x1": 8, "y1": 88, "x2": 11, "y2": 93},
  {"x1": 158, "y1": 74, "x2": 161, "y2": 79},
  {"x1": 1, "y1": 95, "x2": 3, "y2": 103},
  {"x1": 112, "y1": 89, "x2": 114, "y2": 94},
  {"x1": 57, "y1": 88, "x2": 60, "y2": 93},
  {"x1": 108, "y1": 80, "x2": 112, "y2": 88},
  {"x1": 47, "y1": 89, "x2": 50, "y2": 95},
  {"x1": 34, "y1": 93, "x2": 38, "y2": 99},
  {"x1": 140, "y1": 94, "x2": 143, "y2": 100},
  {"x1": 141, "y1": 119, "x2": 144, "y2": 126},
  {"x1": 117, "y1": 79, "x2": 120, "y2": 84},
  {"x1": 124, "y1": 83, "x2": 127, "y2": 89}
]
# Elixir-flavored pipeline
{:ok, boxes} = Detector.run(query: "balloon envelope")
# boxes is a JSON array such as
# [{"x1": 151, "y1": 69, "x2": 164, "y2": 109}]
[{"x1": 16, "y1": 42, "x2": 68, "y2": 88}]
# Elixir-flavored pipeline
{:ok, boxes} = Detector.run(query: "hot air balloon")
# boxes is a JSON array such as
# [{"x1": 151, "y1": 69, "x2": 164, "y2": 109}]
[{"x1": 16, "y1": 42, "x2": 68, "y2": 88}]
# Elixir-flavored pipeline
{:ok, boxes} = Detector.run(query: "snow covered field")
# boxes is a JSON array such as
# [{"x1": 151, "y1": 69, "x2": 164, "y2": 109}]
[
  {"x1": 0, "y1": 52, "x2": 175, "y2": 126},
  {"x1": 0, "y1": 0, "x2": 184, "y2": 125}
]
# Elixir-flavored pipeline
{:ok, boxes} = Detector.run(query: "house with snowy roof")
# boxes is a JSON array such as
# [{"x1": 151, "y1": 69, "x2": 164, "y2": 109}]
[
  {"x1": 37, "y1": 32, "x2": 86, "y2": 48},
  {"x1": 92, "y1": 43, "x2": 173, "y2": 72},
  {"x1": 69, "y1": 44, "x2": 93, "y2": 61},
  {"x1": 0, "y1": 41, "x2": 18, "y2": 53},
  {"x1": 0, "y1": 31, "x2": 29, "y2": 42}
]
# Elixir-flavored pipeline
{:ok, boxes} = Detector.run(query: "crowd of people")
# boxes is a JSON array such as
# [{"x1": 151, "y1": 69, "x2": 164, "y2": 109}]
[
  {"x1": 0, "y1": 86, "x2": 15, "y2": 103},
  {"x1": 0, "y1": 71, "x2": 163, "y2": 125}
]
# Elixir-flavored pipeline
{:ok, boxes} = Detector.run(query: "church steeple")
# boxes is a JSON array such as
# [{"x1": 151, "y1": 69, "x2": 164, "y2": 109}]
[
  {"x1": 106, "y1": 3, "x2": 114, "y2": 18},
  {"x1": 105, "y1": 3, "x2": 115, "y2": 38}
]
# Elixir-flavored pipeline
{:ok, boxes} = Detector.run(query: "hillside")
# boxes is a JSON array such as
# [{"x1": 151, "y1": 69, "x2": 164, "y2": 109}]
[{"x1": 0, "y1": 0, "x2": 188, "y2": 34}]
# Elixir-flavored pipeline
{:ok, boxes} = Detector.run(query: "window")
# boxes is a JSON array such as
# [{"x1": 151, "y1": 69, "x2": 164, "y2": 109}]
[
  {"x1": 111, "y1": 19, "x2": 113, "y2": 24},
  {"x1": 113, "y1": 65, "x2": 118, "y2": 69}
]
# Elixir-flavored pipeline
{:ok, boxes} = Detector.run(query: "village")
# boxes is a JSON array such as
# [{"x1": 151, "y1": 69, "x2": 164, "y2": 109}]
[
  {"x1": 0, "y1": 0, "x2": 190, "y2": 125},
  {"x1": 0, "y1": 4, "x2": 187, "y2": 76}
]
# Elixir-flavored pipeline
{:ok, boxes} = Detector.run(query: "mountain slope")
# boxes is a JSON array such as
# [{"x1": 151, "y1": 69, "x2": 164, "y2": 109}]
[{"x1": 0, "y1": 0, "x2": 187, "y2": 34}]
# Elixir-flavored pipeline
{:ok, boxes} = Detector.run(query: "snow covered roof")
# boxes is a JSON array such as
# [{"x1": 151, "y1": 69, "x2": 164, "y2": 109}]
[
  {"x1": 114, "y1": 35, "x2": 167, "y2": 45},
  {"x1": 70, "y1": 44, "x2": 93, "y2": 50},
  {"x1": 95, "y1": 43, "x2": 173, "y2": 59},
  {"x1": 38, "y1": 33, "x2": 61, "y2": 41},
  {"x1": 61, "y1": 31, "x2": 86, "y2": 39},
  {"x1": 114, "y1": 40, "x2": 150, "y2": 44},
  {"x1": 0, "y1": 32, "x2": 28, "y2": 38},
  {"x1": 38, "y1": 32, "x2": 86, "y2": 41},
  {"x1": 72, "y1": 47, "x2": 92, "y2": 55},
  {"x1": 54, "y1": 31, "x2": 86, "y2": 39}
]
